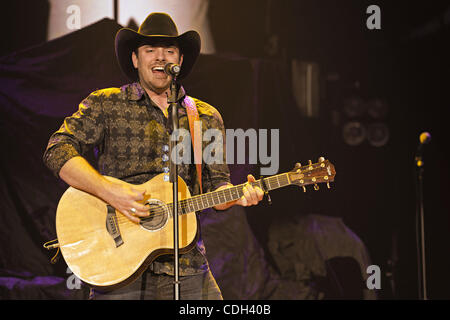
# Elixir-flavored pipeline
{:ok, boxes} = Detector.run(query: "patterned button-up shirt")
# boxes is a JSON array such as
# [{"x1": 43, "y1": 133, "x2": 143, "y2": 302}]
[{"x1": 43, "y1": 82, "x2": 231, "y2": 276}]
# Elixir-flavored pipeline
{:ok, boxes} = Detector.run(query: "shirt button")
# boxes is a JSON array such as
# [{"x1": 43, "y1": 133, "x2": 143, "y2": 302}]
[
  {"x1": 162, "y1": 144, "x2": 169, "y2": 152},
  {"x1": 162, "y1": 154, "x2": 169, "y2": 162},
  {"x1": 163, "y1": 174, "x2": 170, "y2": 182},
  {"x1": 163, "y1": 167, "x2": 169, "y2": 173}
]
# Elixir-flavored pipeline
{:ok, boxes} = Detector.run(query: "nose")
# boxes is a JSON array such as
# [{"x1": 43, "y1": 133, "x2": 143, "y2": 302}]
[{"x1": 155, "y1": 48, "x2": 166, "y2": 62}]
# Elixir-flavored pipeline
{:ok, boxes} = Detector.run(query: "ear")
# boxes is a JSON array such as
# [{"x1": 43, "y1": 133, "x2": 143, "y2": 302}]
[
  {"x1": 131, "y1": 51, "x2": 138, "y2": 69},
  {"x1": 179, "y1": 54, "x2": 184, "y2": 66}
]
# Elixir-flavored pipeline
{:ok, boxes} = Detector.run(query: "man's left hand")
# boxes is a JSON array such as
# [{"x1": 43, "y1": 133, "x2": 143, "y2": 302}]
[
  {"x1": 236, "y1": 174, "x2": 264, "y2": 207},
  {"x1": 213, "y1": 174, "x2": 264, "y2": 210}
]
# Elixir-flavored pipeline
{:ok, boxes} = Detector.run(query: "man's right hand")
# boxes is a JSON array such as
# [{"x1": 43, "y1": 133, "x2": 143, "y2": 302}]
[
  {"x1": 59, "y1": 156, "x2": 150, "y2": 224},
  {"x1": 100, "y1": 179, "x2": 150, "y2": 224}
]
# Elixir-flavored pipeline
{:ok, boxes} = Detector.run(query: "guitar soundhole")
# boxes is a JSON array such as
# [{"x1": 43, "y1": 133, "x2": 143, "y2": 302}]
[{"x1": 139, "y1": 199, "x2": 169, "y2": 231}]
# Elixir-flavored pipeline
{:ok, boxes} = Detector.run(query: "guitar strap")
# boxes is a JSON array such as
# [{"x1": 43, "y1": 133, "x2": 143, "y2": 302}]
[{"x1": 183, "y1": 96, "x2": 203, "y2": 194}]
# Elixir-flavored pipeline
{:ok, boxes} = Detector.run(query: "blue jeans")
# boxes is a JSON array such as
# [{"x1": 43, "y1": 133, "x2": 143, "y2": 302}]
[{"x1": 90, "y1": 269, "x2": 223, "y2": 300}]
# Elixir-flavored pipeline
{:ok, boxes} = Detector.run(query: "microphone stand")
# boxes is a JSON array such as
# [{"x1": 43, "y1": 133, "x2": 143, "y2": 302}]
[
  {"x1": 415, "y1": 150, "x2": 427, "y2": 300},
  {"x1": 167, "y1": 75, "x2": 180, "y2": 300}
]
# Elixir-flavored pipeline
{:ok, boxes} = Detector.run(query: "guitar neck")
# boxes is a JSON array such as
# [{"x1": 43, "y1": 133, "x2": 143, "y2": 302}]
[{"x1": 168, "y1": 173, "x2": 292, "y2": 215}]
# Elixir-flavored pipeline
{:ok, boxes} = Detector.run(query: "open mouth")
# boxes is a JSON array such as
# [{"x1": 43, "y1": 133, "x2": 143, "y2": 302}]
[{"x1": 151, "y1": 66, "x2": 166, "y2": 75}]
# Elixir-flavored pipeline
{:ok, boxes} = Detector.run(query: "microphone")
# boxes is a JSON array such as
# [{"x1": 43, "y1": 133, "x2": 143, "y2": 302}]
[{"x1": 164, "y1": 63, "x2": 181, "y2": 77}]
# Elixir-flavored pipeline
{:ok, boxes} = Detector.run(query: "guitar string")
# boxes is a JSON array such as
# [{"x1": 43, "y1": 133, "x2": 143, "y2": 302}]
[
  {"x1": 120, "y1": 170, "x2": 327, "y2": 225},
  {"x1": 115, "y1": 175, "x2": 288, "y2": 223},
  {"x1": 114, "y1": 174, "x2": 293, "y2": 225},
  {"x1": 114, "y1": 181, "x2": 253, "y2": 224},
  {"x1": 114, "y1": 168, "x2": 328, "y2": 225},
  {"x1": 114, "y1": 163, "x2": 324, "y2": 223}
]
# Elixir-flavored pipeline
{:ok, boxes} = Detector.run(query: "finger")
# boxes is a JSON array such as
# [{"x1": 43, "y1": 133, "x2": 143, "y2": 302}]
[
  {"x1": 239, "y1": 195, "x2": 248, "y2": 207},
  {"x1": 253, "y1": 185, "x2": 262, "y2": 198},
  {"x1": 255, "y1": 186, "x2": 264, "y2": 201},
  {"x1": 130, "y1": 188, "x2": 146, "y2": 201},
  {"x1": 130, "y1": 202, "x2": 150, "y2": 216},
  {"x1": 247, "y1": 175, "x2": 261, "y2": 204},
  {"x1": 120, "y1": 210, "x2": 141, "y2": 224},
  {"x1": 242, "y1": 185, "x2": 251, "y2": 202},
  {"x1": 244, "y1": 184, "x2": 258, "y2": 205}
]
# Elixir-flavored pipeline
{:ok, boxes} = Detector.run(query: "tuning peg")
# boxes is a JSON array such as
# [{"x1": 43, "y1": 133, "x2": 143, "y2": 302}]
[
  {"x1": 308, "y1": 160, "x2": 312, "y2": 165},
  {"x1": 324, "y1": 176, "x2": 330, "y2": 188},
  {"x1": 319, "y1": 157, "x2": 325, "y2": 162},
  {"x1": 261, "y1": 176, "x2": 272, "y2": 205},
  {"x1": 302, "y1": 186, "x2": 306, "y2": 192},
  {"x1": 266, "y1": 192, "x2": 272, "y2": 205},
  {"x1": 295, "y1": 162, "x2": 301, "y2": 168},
  {"x1": 314, "y1": 184, "x2": 319, "y2": 191}
]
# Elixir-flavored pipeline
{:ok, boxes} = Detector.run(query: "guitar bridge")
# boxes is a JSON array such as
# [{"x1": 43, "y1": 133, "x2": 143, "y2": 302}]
[{"x1": 106, "y1": 205, "x2": 124, "y2": 248}]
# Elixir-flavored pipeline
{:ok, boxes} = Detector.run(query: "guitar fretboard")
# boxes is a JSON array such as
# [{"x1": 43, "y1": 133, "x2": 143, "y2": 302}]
[{"x1": 167, "y1": 173, "x2": 291, "y2": 215}]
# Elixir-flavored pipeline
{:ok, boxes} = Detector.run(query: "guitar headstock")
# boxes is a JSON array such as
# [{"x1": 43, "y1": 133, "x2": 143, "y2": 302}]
[{"x1": 288, "y1": 157, "x2": 336, "y2": 191}]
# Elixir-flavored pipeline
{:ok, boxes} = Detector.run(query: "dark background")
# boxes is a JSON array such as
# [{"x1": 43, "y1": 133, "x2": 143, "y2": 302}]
[{"x1": 1, "y1": 0, "x2": 449, "y2": 299}]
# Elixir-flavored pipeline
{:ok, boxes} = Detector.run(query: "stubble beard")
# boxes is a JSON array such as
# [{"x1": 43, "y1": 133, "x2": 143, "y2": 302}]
[{"x1": 139, "y1": 70, "x2": 170, "y2": 96}]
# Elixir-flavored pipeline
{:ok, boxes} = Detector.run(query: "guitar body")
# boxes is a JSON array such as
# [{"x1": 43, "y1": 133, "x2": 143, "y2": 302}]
[
  {"x1": 56, "y1": 174, "x2": 198, "y2": 291},
  {"x1": 54, "y1": 158, "x2": 336, "y2": 292}
]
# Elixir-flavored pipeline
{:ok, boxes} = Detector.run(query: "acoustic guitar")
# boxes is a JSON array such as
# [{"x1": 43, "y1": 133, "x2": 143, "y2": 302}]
[{"x1": 55, "y1": 158, "x2": 336, "y2": 291}]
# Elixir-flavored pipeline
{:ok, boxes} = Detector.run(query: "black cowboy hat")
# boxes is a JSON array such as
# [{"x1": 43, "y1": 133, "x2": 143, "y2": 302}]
[{"x1": 115, "y1": 12, "x2": 201, "y2": 81}]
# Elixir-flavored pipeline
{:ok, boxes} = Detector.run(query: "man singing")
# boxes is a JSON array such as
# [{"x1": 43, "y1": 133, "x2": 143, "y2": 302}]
[{"x1": 43, "y1": 12, "x2": 263, "y2": 299}]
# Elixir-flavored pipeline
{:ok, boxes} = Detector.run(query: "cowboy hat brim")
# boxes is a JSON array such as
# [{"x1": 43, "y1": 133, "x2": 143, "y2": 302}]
[{"x1": 115, "y1": 27, "x2": 201, "y2": 81}]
